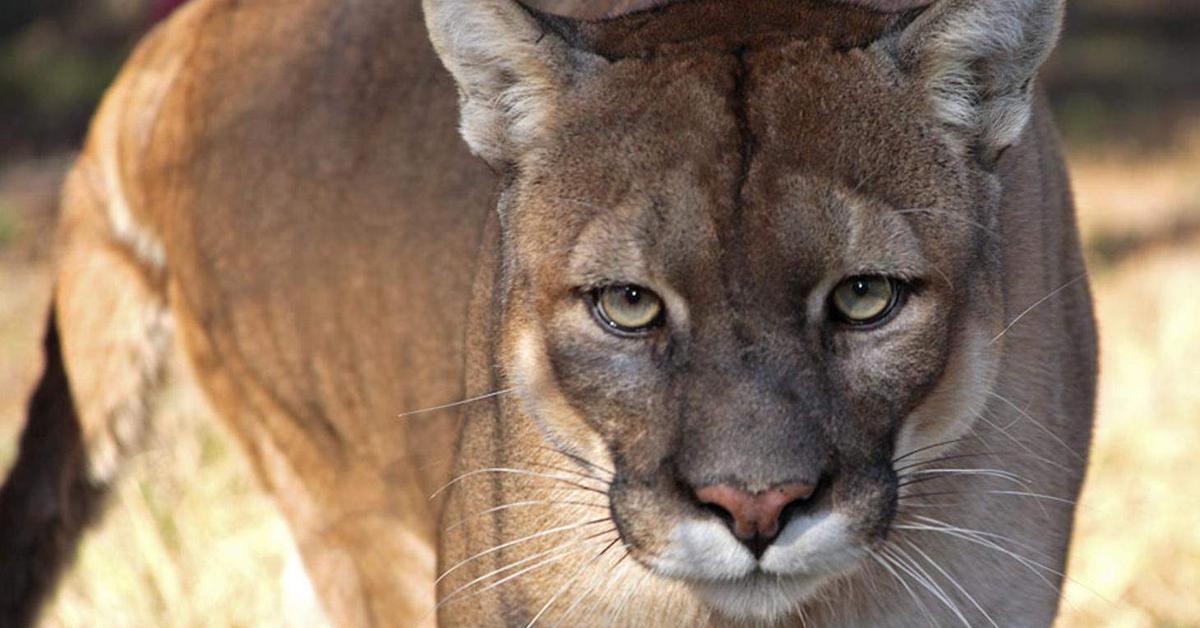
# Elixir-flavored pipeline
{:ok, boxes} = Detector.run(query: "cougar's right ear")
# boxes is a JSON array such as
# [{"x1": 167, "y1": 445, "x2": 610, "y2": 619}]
[{"x1": 424, "y1": 0, "x2": 597, "y2": 169}]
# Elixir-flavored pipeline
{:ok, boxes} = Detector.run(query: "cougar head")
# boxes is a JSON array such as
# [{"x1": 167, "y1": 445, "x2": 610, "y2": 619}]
[{"x1": 426, "y1": 0, "x2": 1063, "y2": 621}]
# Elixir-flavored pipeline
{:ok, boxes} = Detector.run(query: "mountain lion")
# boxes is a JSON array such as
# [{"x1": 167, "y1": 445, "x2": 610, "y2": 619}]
[{"x1": 0, "y1": 0, "x2": 1096, "y2": 625}]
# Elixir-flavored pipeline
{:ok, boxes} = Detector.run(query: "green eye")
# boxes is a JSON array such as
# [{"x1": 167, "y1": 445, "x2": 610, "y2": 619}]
[
  {"x1": 830, "y1": 276, "x2": 901, "y2": 325},
  {"x1": 593, "y1": 285, "x2": 664, "y2": 334}
]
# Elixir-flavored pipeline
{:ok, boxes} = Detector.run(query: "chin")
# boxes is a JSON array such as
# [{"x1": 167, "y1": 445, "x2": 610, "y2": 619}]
[
  {"x1": 659, "y1": 512, "x2": 870, "y2": 623},
  {"x1": 691, "y1": 574, "x2": 831, "y2": 623}
]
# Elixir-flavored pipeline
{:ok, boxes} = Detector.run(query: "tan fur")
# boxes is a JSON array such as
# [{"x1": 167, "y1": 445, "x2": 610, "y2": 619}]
[
  {"x1": 42, "y1": 0, "x2": 489, "y2": 623},
  {"x1": 4, "y1": 0, "x2": 1095, "y2": 626}
]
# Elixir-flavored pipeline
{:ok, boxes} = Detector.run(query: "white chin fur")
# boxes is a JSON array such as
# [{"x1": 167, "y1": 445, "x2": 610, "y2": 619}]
[
  {"x1": 655, "y1": 512, "x2": 863, "y2": 622},
  {"x1": 693, "y1": 575, "x2": 827, "y2": 623}
]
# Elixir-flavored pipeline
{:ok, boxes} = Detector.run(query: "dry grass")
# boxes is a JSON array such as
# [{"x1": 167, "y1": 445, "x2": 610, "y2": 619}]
[
  {"x1": 1054, "y1": 133, "x2": 1200, "y2": 628},
  {"x1": 39, "y1": 404, "x2": 303, "y2": 628},
  {"x1": 1058, "y1": 237, "x2": 1200, "y2": 628},
  {"x1": 1, "y1": 130, "x2": 1198, "y2": 628}
]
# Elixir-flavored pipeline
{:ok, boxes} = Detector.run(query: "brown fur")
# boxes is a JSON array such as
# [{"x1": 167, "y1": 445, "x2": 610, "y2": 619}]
[{"x1": 1, "y1": 0, "x2": 1095, "y2": 626}]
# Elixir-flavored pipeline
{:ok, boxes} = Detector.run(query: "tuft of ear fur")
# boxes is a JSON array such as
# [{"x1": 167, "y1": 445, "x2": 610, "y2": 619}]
[
  {"x1": 897, "y1": 0, "x2": 1064, "y2": 162},
  {"x1": 424, "y1": 0, "x2": 582, "y2": 168}
]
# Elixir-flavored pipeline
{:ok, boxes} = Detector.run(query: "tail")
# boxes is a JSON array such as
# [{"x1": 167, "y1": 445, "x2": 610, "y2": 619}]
[{"x1": 0, "y1": 306, "x2": 103, "y2": 627}]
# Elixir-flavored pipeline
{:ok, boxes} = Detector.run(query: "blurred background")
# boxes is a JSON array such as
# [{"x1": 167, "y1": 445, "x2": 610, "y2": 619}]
[{"x1": 0, "y1": 0, "x2": 1197, "y2": 626}]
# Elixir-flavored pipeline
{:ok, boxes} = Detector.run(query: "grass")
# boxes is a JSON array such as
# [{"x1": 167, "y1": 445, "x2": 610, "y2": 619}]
[
  {"x1": 39, "y1": 399, "x2": 306, "y2": 628},
  {"x1": 1054, "y1": 134, "x2": 1200, "y2": 628},
  {"x1": 1, "y1": 107, "x2": 1198, "y2": 628},
  {"x1": 1058, "y1": 245, "x2": 1200, "y2": 626}
]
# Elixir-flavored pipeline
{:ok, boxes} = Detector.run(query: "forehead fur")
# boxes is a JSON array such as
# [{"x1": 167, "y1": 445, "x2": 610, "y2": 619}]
[
  {"x1": 534, "y1": 0, "x2": 912, "y2": 58},
  {"x1": 744, "y1": 41, "x2": 971, "y2": 211},
  {"x1": 513, "y1": 37, "x2": 978, "y2": 287}
]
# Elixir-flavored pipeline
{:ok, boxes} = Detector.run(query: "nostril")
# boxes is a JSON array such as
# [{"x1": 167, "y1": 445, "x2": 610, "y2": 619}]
[
  {"x1": 695, "y1": 485, "x2": 753, "y2": 539},
  {"x1": 778, "y1": 475, "x2": 827, "y2": 531},
  {"x1": 694, "y1": 482, "x2": 817, "y2": 544},
  {"x1": 701, "y1": 500, "x2": 736, "y2": 528}
]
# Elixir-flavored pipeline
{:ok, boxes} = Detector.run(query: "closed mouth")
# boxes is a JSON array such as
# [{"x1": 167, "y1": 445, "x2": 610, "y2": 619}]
[{"x1": 686, "y1": 569, "x2": 850, "y2": 622}]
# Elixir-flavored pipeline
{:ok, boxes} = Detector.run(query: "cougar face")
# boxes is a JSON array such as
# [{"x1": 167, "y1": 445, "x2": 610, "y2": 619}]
[
  {"x1": 496, "y1": 41, "x2": 1001, "y2": 620},
  {"x1": 421, "y1": 0, "x2": 1075, "y2": 621}
]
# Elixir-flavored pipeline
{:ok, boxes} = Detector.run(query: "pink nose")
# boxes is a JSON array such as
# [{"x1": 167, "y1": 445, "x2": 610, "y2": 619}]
[{"x1": 695, "y1": 483, "x2": 817, "y2": 540}]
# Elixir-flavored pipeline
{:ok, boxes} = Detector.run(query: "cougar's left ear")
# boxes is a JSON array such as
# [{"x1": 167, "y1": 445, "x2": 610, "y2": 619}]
[
  {"x1": 895, "y1": 0, "x2": 1065, "y2": 164},
  {"x1": 424, "y1": 0, "x2": 594, "y2": 168}
]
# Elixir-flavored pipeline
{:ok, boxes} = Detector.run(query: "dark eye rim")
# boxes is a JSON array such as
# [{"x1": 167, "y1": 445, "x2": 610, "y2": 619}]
[
  {"x1": 588, "y1": 285, "x2": 666, "y2": 336},
  {"x1": 828, "y1": 276, "x2": 908, "y2": 328}
]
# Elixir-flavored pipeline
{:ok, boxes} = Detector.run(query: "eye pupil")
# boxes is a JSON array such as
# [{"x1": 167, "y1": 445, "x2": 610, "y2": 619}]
[
  {"x1": 830, "y1": 276, "x2": 903, "y2": 326},
  {"x1": 593, "y1": 284, "x2": 664, "y2": 335}
]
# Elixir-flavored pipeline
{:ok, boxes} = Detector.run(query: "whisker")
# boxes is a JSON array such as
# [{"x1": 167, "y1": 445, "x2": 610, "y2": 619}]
[
  {"x1": 897, "y1": 475, "x2": 961, "y2": 490},
  {"x1": 535, "y1": 444, "x2": 616, "y2": 478},
  {"x1": 397, "y1": 388, "x2": 514, "y2": 419},
  {"x1": 519, "y1": 458, "x2": 611, "y2": 487},
  {"x1": 987, "y1": 391, "x2": 1084, "y2": 462},
  {"x1": 437, "y1": 528, "x2": 615, "y2": 608},
  {"x1": 961, "y1": 418, "x2": 1055, "y2": 520},
  {"x1": 895, "y1": 501, "x2": 975, "y2": 509},
  {"x1": 796, "y1": 605, "x2": 811, "y2": 628},
  {"x1": 893, "y1": 523, "x2": 1062, "y2": 593},
  {"x1": 982, "y1": 490, "x2": 1077, "y2": 506},
  {"x1": 606, "y1": 563, "x2": 652, "y2": 627},
  {"x1": 899, "y1": 467, "x2": 1031, "y2": 483},
  {"x1": 989, "y1": 273, "x2": 1087, "y2": 345},
  {"x1": 974, "y1": 412, "x2": 1072, "y2": 472},
  {"x1": 897, "y1": 468, "x2": 1033, "y2": 490},
  {"x1": 894, "y1": 450, "x2": 1031, "y2": 473},
  {"x1": 580, "y1": 551, "x2": 640, "y2": 625},
  {"x1": 888, "y1": 544, "x2": 970, "y2": 627},
  {"x1": 443, "y1": 499, "x2": 608, "y2": 533},
  {"x1": 899, "y1": 518, "x2": 1095, "y2": 618},
  {"x1": 430, "y1": 467, "x2": 609, "y2": 500},
  {"x1": 903, "y1": 518, "x2": 1116, "y2": 608},
  {"x1": 897, "y1": 514, "x2": 1116, "y2": 612},
  {"x1": 901, "y1": 515, "x2": 1057, "y2": 562},
  {"x1": 870, "y1": 549, "x2": 940, "y2": 627},
  {"x1": 555, "y1": 551, "x2": 630, "y2": 627},
  {"x1": 897, "y1": 489, "x2": 1075, "y2": 509},
  {"x1": 901, "y1": 539, "x2": 1000, "y2": 628},
  {"x1": 898, "y1": 490, "x2": 1076, "y2": 507},
  {"x1": 437, "y1": 535, "x2": 615, "y2": 610},
  {"x1": 892, "y1": 438, "x2": 971, "y2": 464},
  {"x1": 436, "y1": 519, "x2": 612, "y2": 584},
  {"x1": 525, "y1": 537, "x2": 622, "y2": 628}
]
